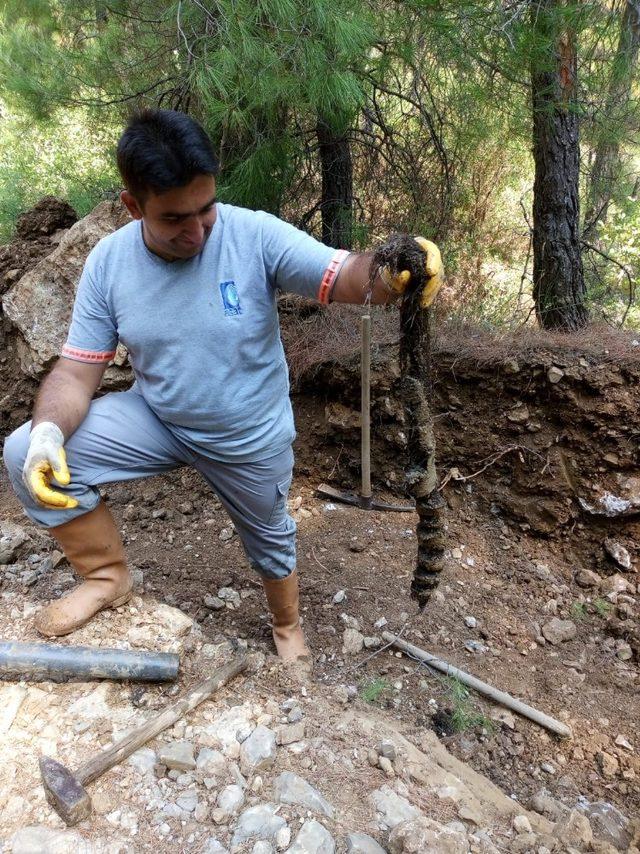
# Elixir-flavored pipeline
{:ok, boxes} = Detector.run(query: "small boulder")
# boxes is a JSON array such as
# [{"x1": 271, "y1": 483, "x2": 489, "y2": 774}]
[
  {"x1": 239, "y1": 725, "x2": 277, "y2": 775},
  {"x1": 276, "y1": 722, "x2": 305, "y2": 746},
  {"x1": 288, "y1": 819, "x2": 335, "y2": 854},
  {"x1": 345, "y1": 832, "x2": 387, "y2": 853},
  {"x1": 9, "y1": 826, "x2": 92, "y2": 854},
  {"x1": 158, "y1": 741, "x2": 196, "y2": 771},
  {"x1": 370, "y1": 785, "x2": 420, "y2": 830},
  {"x1": 0, "y1": 522, "x2": 30, "y2": 565},
  {"x1": 388, "y1": 817, "x2": 468, "y2": 853},
  {"x1": 541, "y1": 618, "x2": 577, "y2": 645},
  {"x1": 231, "y1": 804, "x2": 287, "y2": 847},
  {"x1": 273, "y1": 771, "x2": 334, "y2": 817},
  {"x1": 342, "y1": 628, "x2": 365, "y2": 655},
  {"x1": 216, "y1": 784, "x2": 245, "y2": 817},
  {"x1": 553, "y1": 809, "x2": 593, "y2": 850},
  {"x1": 575, "y1": 568, "x2": 601, "y2": 588},
  {"x1": 547, "y1": 366, "x2": 564, "y2": 384},
  {"x1": 603, "y1": 538, "x2": 632, "y2": 570}
]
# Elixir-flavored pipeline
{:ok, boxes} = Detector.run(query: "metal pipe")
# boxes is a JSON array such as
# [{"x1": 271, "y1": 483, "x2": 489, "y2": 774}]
[{"x1": 0, "y1": 641, "x2": 180, "y2": 682}]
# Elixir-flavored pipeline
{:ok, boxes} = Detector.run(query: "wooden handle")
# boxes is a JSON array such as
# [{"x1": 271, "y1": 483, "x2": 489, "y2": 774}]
[
  {"x1": 77, "y1": 656, "x2": 248, "y2": 785},
  {"x1": 361, "y1": 313, "x2": 372, "y2": 500}
]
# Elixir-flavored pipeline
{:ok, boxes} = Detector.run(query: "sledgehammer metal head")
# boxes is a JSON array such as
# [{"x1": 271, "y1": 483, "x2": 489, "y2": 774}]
[{"x1": 39, "y1": 756, "x2": 91, "y2": 826}]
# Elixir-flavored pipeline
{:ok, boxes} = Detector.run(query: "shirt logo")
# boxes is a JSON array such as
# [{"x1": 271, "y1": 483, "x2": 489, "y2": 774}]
[{"x1": 219, "y1": 280, "x2": 242, "y2": 316}]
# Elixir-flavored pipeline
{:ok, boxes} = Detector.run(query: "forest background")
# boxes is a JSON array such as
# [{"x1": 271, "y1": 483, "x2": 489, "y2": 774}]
[{"x1": 0, "y1": 0, "x2": 638, "y2": 332}]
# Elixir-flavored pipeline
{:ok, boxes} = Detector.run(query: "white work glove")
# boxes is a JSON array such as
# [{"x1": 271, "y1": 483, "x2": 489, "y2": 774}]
[
  {"x1": 22, "y1": 422, "x2": 78, "y2": 509},
  {"x1": 380, "y1": 237, "x2": 444, "y2": 308}
]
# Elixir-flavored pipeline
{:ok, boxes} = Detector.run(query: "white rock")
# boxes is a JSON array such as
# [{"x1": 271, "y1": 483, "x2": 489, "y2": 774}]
[
  {"x1": 541, "y1": 618, "x2": 577, "y2": 645},
  {"x1": 239, "y1": 725, "x2": 277, "y2": 775},
  {"x1": 604, "y1": 538, "x2": 632, "y2": 570},
  {"x1": 203, "y1": 838, "x2": 229, "y2": 854},
  {"x1": 388, "y1": 817, "x2": 468, "y2": 854},
  {"x1": 273, "y1": 771, "x2": 334, "y2": 817},
  {"x1": 333, "y1": 590, "x2": 347, "y2": 604},
  {"x1": 614, "y1": 734, "x2": 633, "y2": 751},
  {"x1": 231, "y1": 803, "x2": 286, "y2": 847},
  {"x1": 0, "y1": 685, "x2": 26, "y2": 733},
  {"x1": 158, "y1": 740, "x2": 195, "y2": 771},
  {"x1": 276, "y1": 722, "x2": 305, "y2": 746},
  {"x1": 377, "y1": 740, "x2": 398, "y2": 760},
  {"x1": 547, "y1": 366, "x2": 564, "y2": 384},
  {"x1": 9, "y1": 825, "x2": 94, "y2": 854},
  {"x1": 127, "y1": 746, "x2": 157, "y2": 775},
  {"x1": 345, "y1": 832, "x2": 387, "y2": 853},
  {"x1": 154, "y1": 603, "x2": 194, "y2": 637},
  {"x1": 217, "y1": 784, "x2": 245, "y2": 816},
  {"x1": 176, "y1": 789, "x2": 199, "y2": 812},
  {"x1": 201, "y1": 702, "x2": 254, "y2": 749},
  {"x1": 370, "y1": 785, "x2": 421, "y2": 830},
  {"x1": 288, "y1": 819, "x2": 335, "y2": 853},
  {"x1": 218, "y1": 586, "x2": 241, "y2": 608},
  {"x1": 512, "y1": 814, "x2": 532, "y2": 834},
  {"x1": 342, "y1": 628, "x2": 365, "y2": 655},
  {"x1": 196, "y1": 747, "x2": 227, "y2": 776},
  {"x1": 340, "y1": 613, "x2": 360, "y2": 630},
  {"x1": 275, "y1": 826, "x2": 291, "y2": 850}
]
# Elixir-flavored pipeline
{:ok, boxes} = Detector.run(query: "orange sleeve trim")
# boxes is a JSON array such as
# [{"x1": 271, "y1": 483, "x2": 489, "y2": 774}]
[
  {"x1": 318, "y1": 249, "x2": 350, "y2": 305},
  {"x1": 62, "y1": 344, "x2": 117, "y2": 363}
]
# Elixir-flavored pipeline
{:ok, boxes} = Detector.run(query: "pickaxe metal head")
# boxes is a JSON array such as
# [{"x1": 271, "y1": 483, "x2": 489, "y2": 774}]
[{"x1": 39, "y1": 756, "x2": 91, "y2": 825}]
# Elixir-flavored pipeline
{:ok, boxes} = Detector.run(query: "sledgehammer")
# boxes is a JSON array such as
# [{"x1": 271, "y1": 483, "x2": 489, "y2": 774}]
[{"x1": 40, "y1": 656, "x2": 248, "y2": 825}]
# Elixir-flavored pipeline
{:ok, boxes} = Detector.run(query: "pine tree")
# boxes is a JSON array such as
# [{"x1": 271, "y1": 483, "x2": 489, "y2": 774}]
[{"x1": 530, "y1": 0, "x2": 589, "y2": 330}]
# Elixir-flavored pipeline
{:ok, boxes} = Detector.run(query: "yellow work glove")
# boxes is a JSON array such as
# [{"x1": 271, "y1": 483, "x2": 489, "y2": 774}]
[
  {"x1": 22, "y1": 422, "x2": 78, "y2": 509},
  {"x1": 381, "y1": 237, "x2": 444, "y2": 308}
]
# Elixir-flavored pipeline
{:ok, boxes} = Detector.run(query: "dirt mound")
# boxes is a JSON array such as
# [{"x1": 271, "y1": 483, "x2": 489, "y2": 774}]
[{"x1": 15, "y1": 196, "x2": 77, "y2": 240}]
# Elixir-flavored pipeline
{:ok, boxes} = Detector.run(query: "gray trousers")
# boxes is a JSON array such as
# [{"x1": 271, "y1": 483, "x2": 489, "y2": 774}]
[{"x1": 3, "y1": 390, "x2": 296, "y2": 580}]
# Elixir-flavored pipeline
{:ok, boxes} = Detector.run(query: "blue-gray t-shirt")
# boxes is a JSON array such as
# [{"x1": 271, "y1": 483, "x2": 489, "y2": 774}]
[{"x1": 62, "y1": 203, "x2": 349, "y2": 462}]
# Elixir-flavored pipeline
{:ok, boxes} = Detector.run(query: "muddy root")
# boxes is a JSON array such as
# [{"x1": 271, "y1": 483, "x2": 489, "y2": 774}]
[{"x1": 370, "y1": 235, "x2": 446, "y2": 609}]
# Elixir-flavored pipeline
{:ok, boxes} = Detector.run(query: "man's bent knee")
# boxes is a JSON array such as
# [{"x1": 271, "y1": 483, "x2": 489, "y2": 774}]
[{"x1": 3, "y1": 422, "x2": 31, "y2": 481}]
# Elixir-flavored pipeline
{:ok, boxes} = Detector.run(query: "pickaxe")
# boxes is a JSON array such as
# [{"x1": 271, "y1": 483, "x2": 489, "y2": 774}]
[{"x1": 316, "y1": 312, "x2": 414, "y2": 512}]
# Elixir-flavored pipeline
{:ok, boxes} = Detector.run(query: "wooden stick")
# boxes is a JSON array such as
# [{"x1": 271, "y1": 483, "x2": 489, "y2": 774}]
[
  {"x1": 77, "y1": 656, "x2": 248, "y2": 786},
  {"x1": 382, "y1": 632, "x2": 572, "y2": 739}
]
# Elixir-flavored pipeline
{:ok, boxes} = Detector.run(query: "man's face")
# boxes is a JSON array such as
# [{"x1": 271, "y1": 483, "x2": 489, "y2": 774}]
[{"x1": 121, "y1": 174, "x2": 217, "y2": 262}]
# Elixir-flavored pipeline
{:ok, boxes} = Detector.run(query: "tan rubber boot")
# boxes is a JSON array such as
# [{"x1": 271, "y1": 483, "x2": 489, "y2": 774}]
[
  {"x1": 34, "y1": 501, "x2": 133, "y2": 637},
  {"x1": 262, "y1": 569, "x2": 311, "y2": 670}
]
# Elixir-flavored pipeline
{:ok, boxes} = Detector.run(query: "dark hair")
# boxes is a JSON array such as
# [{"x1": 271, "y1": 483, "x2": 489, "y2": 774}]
[{"x1": 117, "y1": 109, "x2": 219, "y2": 201}]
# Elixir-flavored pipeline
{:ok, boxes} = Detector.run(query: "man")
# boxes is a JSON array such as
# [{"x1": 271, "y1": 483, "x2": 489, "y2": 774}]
[{"x1": 3, "y1": 109, "x2": 442, "y2": 666}]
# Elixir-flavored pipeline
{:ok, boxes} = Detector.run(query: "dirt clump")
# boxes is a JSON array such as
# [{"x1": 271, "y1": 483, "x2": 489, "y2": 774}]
[{"x1": 15, "y1": 196, "x2": 77, "y2": 240}]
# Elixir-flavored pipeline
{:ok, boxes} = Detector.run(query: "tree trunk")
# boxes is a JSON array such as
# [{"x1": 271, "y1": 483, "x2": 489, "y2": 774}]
[
  {"x1": 316, "y1": 117, "x2": 353, "y2": 250},
  {"x1": 584, "y1": 0, "x2": 640, "y2": 237},
  {"x1": 531, "y1": 0, "x2": 588, "y2": 331}
]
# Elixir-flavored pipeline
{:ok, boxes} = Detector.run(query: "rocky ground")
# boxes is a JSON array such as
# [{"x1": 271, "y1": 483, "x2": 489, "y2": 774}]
[{"x1": 0, "y1": 201, "x2": 639, "y2": 852}]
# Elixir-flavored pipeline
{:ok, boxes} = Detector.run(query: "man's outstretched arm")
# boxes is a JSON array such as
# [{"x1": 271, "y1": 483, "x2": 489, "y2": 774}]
[{"x1": 330, "y1": 252, "x2": 397, "y2": 305}]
